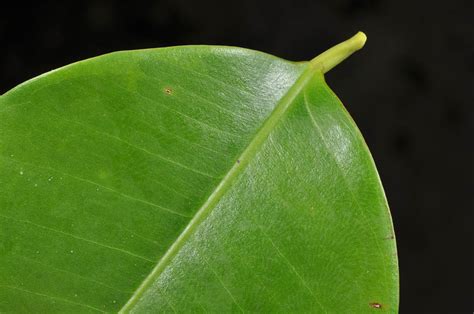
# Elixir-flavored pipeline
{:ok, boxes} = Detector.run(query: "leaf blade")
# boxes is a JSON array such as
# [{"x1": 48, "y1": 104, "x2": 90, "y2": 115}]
[{"x1": 0, "y1": 41, "x2": 398, "y2": 313}]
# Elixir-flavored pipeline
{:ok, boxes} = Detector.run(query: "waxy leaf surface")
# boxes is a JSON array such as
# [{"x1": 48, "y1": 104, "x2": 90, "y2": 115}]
[{"x1": 0, "y1": 44, "x2": 398, "y2": 313}]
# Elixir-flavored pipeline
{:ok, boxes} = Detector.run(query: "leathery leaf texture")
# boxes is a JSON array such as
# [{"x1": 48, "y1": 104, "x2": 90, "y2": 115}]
[{"x1": 0, "y1": 32, "x2": 398, "y2": 313}]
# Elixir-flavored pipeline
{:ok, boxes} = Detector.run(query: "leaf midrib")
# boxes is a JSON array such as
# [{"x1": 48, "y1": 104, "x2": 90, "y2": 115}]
[{"x1": 119, "y1": 62, "x2": 317, "y2": 312}]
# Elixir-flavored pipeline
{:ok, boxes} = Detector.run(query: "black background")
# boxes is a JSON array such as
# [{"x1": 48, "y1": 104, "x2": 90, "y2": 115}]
[{"x1": 1, "y1": 0, "x2": 472, "y2": 312}]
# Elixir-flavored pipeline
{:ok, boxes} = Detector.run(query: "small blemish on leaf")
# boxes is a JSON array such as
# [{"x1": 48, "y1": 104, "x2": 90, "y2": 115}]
[
  {"x1": 237, "y1": 159, "x2": 240, "y2": 164},
  {"x1": 164, "y1": 87, "x2": 173, "y2": 95},
  {"x1": 369, "y1": 302, "x2": 382, "y2": 309}
]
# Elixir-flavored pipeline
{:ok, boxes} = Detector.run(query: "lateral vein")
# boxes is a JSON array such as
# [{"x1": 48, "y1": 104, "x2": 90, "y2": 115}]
[{"x1": 0, "y1": 214, "x2": 154, "y2": 263}]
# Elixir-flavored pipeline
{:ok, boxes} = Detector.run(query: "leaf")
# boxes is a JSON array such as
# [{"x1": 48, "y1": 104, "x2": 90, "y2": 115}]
[{"x1": 0, "y1": 32, "x2": 398, "y2": 313}]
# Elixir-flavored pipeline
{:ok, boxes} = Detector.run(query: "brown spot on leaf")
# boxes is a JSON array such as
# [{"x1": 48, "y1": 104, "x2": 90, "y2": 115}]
[
  {"x1": 369, "y1": 302, "x2": 382, "y2": 309},
  {"x1": 164, "y1": 87, "x2": 173, "y2": 95},
  {"x1": 236, "y1": 159, "x2": 240, "y2": 164}
]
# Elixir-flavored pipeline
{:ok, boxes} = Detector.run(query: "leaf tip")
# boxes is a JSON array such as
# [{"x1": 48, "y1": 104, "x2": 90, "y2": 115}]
[
  {"x1": 352, "y1": 31, "x2": 367, "y2": 51},
  {"x1": 310, "y1": 31, "x2": 368, "y2": 73}
]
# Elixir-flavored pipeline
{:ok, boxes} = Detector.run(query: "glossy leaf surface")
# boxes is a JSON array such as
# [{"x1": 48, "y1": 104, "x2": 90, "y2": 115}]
[{"x1": 0, "y1": 34, "x2": 398, "y2": 313}]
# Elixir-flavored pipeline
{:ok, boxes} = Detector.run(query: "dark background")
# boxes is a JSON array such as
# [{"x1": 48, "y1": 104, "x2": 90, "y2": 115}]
[{"x1": 1, "y1": 0, "x2": 472, "y2": 312}]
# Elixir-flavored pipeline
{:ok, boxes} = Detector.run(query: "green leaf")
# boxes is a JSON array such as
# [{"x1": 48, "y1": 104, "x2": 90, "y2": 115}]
[{"x1": 0, "y1": 32, "x2": 398, "y2": 313}]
